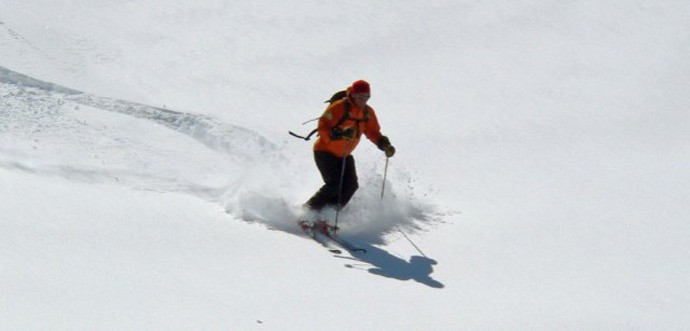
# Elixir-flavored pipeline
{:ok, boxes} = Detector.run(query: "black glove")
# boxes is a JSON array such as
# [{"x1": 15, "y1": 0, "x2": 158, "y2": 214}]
[
  {"x1": 377, "y1": 136, "x2": 396, "y2": 157},
  {"x1": 330, "y1": 127, "x2": 354, "y2": 140}
]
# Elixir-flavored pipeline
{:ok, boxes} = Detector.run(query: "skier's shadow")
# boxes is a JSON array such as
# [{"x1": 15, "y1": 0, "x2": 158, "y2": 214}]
[{"x1": 337, "y1": 243, "x2": 444, "y2": 289}]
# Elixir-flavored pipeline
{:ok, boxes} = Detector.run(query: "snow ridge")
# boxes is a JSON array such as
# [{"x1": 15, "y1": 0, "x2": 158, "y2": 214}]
[{"x1": 0, "y1": 66, "x2": 276, "y2": 160}]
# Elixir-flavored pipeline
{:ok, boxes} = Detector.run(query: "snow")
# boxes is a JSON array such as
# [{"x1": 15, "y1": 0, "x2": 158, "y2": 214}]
[{"x1": 2, "y1": 1, "x2": 690, "y2": 329}]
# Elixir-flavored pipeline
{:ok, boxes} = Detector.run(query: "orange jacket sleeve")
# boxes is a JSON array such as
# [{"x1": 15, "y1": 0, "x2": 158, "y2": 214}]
[{"x1": 363, "y1": 107, "x2": 383, "y2": 145}]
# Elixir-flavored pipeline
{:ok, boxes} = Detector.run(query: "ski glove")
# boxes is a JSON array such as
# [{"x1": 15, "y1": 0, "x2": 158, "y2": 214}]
[
  {"x1": 330, "y1": 127, "x2": 354, "y2": 140},
  {"x1": 377, "y1": 136, "x2": 396, "y2": 158}
]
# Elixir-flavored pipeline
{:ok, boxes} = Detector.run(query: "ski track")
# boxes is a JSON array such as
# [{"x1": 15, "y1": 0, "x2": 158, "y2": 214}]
[
  {"x1": 0, "y1": 66, "x2": 441, "y2": 244},
  {"x1": 0, "y1": 66, "x2": 276, "y2": 199},
  {"x1": 0, "y1": 66, "x2": 276, "y2": 158}
]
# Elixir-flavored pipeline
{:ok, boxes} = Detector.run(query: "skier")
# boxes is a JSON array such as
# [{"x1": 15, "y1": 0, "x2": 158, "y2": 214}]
[{"x1": 304, "y1": 80, "x2": 396, "y2": 219}]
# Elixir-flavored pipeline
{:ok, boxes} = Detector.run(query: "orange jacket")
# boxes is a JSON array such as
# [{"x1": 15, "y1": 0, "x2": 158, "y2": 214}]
[{"x1": 313, "y1": 95, "x2": 384, "y2": 158}]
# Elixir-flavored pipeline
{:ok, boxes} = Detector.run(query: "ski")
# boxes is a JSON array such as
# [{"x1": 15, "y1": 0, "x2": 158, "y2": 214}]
[
  {"x1": 322, "y1": 230, "x2": 367, "y2": 253},
  {"x1": 298, "y1": 220, "x2": 342, "y2": 254},
  {"x1": 309, "y1": 221, "x2": 367, "y2": 254}
]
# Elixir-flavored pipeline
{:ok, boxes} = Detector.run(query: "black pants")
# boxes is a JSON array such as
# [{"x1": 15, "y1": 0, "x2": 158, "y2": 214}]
[{"x1": 306, "y1": 151, "x2": 359, "y2": 211}]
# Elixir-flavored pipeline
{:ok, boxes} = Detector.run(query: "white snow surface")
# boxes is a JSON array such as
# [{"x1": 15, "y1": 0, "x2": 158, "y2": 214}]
[{"x1": 2, "y1": 1, "x2": 690, "y2": 329}]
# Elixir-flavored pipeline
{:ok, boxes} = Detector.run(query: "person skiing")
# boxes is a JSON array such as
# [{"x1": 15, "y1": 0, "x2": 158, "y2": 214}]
[{"x1": 304, "y1": 80, "x2": 396, "y2": 217}]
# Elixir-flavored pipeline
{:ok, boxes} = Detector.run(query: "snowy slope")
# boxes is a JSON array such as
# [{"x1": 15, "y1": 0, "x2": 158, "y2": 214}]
[{"x1": 2, "y1": 1, "x2": 690, "y2": 330}]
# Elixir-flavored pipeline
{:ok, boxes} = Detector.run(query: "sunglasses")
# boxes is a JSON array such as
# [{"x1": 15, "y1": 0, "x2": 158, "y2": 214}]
[{"x1": 353, "y1": 94, "x2": 371, "y2": 100}]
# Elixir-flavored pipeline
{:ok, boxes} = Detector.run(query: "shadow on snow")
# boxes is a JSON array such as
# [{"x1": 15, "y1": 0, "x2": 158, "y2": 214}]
[{"x1": 335, "y1": 240, "x2": 444, "y2": 289}]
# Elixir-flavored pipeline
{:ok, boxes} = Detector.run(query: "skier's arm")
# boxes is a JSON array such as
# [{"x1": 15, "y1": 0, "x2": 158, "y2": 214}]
[{"x1": 365, "y1": 110, "x2": 395, "y2": 157}]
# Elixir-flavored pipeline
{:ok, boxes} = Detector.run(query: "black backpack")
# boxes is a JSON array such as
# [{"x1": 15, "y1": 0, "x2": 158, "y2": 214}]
[{"x1": 289, "y1": 90, "x2": 369, "y2": 141}]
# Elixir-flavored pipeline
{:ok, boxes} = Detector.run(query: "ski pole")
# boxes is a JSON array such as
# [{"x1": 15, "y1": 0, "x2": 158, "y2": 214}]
[
  {"x1": 378, "y1": 156, "x2": 428, "y2": 258},
  {"x1": 380, "y1": 156, "x2": 390, "y2": 199},
  {"x1": 334, "y1": 138, "x2": 355, "y2": 233},
  {"x1": 333, "y1": 153, "x2": 347, "y2": 232}
]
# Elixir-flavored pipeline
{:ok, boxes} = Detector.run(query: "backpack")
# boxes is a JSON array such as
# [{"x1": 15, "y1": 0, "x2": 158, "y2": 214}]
[{"x1": 289, "y1": 90, "x2": 369, "y2": 141}]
